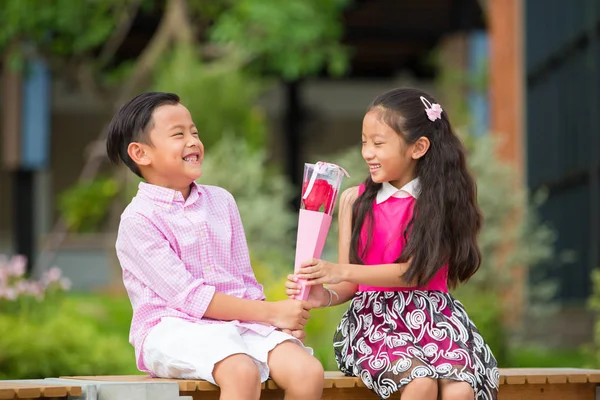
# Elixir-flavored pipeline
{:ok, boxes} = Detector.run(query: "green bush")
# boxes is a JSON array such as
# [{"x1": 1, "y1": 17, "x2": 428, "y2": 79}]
[
  {"x1": 0, "y1": 308, "x2": 137, "y2": 379},
  {"x1": 58, "y1": 176, "x2": 119, "y2": 233},
  {"x1": 0, "y1": 255, "x2": 137, "y2": 379}
]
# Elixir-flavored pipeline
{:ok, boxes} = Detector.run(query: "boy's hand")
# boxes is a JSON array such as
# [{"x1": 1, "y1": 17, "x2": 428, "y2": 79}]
[
  {"x1": 268, "y1": 299, "x2": 311, "y2": 330},
  {"x1": 281, "y1": 328, "x2": 307, "y2": 343},
  {"x1": 285, "y1": 274, "x2": 329, "y2": 308}
]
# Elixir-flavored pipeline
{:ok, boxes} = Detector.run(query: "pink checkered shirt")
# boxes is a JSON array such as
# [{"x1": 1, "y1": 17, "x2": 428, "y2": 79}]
[{"x1": 116, "y1": 181, "x2": 275, "y2": 372}]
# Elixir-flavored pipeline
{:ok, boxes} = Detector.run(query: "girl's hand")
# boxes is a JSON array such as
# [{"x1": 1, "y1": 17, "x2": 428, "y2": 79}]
[
  {"x1": 296, "y1": 258, "x2": 347, "y2": 285},
  {"x1": 285, "y1": 274, "x2": 329, "y2": 308}
]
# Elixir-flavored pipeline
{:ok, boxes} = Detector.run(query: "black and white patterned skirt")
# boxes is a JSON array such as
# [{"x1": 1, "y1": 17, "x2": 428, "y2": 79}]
[{"x1": 333, "y1": 290, "x2": 499, "y2": 399}]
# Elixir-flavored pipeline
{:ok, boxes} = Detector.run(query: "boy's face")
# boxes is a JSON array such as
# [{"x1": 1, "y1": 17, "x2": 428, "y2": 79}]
[{"x1": 135, "y1": 103, "x2": 204, "y2": 193}]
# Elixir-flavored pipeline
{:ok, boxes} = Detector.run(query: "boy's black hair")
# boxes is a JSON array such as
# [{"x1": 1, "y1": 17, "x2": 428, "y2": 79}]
[{"x1": 106, "y1": 92, "x2": 180, "y2": 177}]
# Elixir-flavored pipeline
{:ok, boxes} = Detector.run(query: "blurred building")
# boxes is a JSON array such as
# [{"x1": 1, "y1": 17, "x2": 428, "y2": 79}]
[{"x1": 488, "y1": 0, "x2": 600, "y2": 346}]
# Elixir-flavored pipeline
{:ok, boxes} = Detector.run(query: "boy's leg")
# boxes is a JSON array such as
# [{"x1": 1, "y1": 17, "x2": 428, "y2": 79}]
[
  {"x1": 267, "y1": 341, "x2": 324, "y2": 400},
  {"x1": 143, "y1": 318, "x2": 261, "y2": 399},
  {"x1": 213, "y1": 354, "x2": 261, "y2": 400}
]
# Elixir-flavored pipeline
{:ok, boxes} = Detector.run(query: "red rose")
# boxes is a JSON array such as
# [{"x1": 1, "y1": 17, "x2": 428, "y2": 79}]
[{"x1": 302, "y1": 179, "x2": 333, "y2": 212}]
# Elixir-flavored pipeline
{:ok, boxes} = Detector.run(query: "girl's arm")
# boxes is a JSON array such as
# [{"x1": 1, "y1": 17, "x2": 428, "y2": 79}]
[
  {"x1": 321, "y1": 186, "x2": 360, "y2": 306},
  {"x1": 299, "y1": 259, "x2": 412, "y2": 288}
]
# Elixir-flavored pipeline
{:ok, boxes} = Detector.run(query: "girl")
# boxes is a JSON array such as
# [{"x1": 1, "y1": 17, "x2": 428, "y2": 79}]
[{"x1": 286, "y1": 88, "x2": 499, "y2": 400}]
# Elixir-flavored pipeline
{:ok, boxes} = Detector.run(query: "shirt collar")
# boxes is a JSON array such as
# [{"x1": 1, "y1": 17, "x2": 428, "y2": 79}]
[
  {"x1": 376, "y1": 178, "x2": 420, "y2": 204},
  {"x1": 137, "y1": 181, "x2": 201, "y2": 207}
]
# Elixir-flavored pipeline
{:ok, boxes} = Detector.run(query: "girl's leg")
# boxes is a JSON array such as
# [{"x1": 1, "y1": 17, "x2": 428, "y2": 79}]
[
  {"x1": 398, "y1": 378, "x2": 438, "y2": 400},
  {"x1": 213, "y1": 354, "x2": 262, "y2": 400},
  {"x1": 438, "y1": 379, "x2": 475, "y2": 400},
  {"x1": 268, "y1": 341, "x2": 324, "y2": 400}
]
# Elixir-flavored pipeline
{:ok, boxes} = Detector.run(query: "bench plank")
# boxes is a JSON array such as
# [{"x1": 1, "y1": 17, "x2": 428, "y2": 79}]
[
  {"x1": 499, "y1": 382, "x2": 596, "y2": 400},
  {"x1": 500, "y1": 368, "x2": 600, "y2": 385},
  {"x1": 0, "y1": 382, "x2": 81, "y2": 399},
  {"x1": 63, "y1": 369, "x2": 600, "y2": 400},
  {"x1": 61, "y1": 375, "x2": 200, "y2": 391}
]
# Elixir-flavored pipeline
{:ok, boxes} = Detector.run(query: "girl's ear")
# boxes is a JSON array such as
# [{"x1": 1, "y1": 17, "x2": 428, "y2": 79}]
[
  {"x1": 412, "y1": 136, "x2": 430, "y2": 159},
  {"x1": 128, "y1": 142, "x2": 151, "y2": 166}
]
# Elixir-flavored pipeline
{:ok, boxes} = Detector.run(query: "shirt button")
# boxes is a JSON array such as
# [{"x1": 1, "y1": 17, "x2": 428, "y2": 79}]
[
  {"x1": 200, "y1": 231, "x2": 206, "y2": 238},
  {"x1": 204, "y1": 265, "x2": 212, "y2": 271}
]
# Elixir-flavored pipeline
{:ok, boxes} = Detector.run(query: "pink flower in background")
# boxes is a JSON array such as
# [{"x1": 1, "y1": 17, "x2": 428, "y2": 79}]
[
  {"x1": 0, "y1": 254, "x2": 70, "y2": 306},
  {"x1": 15, "y1": 280, "x2": 44, "y2": 299},
  {"x1": 46, "y1": 267, "x2": 63, "y2": 283},
  {"x1": 7, "y1": 255, "x2": 26, "y2": 277},
  {"x1": 59, "y1": 278, "x2": 72, "y2": 291},
  {"x1": 16, "y1": 280, "x2": 29, "y2": 294},
  {"x1": 2, "y1": 288, "x2": 17, "y2": 301},
  {"x1": 27, "y1": 282, "x2": 45, "y2": 300}
]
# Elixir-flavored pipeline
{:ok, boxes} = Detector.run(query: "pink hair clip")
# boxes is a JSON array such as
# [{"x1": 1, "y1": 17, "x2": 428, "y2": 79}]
[{"x1": 420, "y1": 96, "x2": 443, "y2": 122}]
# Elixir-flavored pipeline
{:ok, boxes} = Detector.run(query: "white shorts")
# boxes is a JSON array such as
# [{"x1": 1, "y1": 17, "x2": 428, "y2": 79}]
[{"x1": 142, "y1": 317, "x2": 313, "y2": 384}]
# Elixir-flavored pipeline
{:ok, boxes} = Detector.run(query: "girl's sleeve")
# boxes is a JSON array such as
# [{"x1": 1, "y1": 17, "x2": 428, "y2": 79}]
[
  {"x1": 116, "y1": 215, "x2": 216, "y2": 318},
  {"x1": 227, "y1": 194, "x2": 266, "y2": 301}
]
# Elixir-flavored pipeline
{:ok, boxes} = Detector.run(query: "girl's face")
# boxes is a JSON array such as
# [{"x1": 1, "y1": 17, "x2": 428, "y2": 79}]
[
  {"x1": 135, "y1": 104, "x2": 204, "y2": 197},
  {"x1": 361, "y1": 110, "x2": 418, "y2": 188}
]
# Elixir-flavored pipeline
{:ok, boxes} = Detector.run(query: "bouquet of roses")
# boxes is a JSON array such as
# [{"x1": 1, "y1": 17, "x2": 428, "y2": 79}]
[{"x1": 293, "y1": 162, "x2": 349, "y2": 300}]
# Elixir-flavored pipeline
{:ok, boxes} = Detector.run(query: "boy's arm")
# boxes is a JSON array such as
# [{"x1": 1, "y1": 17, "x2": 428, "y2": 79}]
[
  {"x1": 227, "y1": 193, "x2": 265, "y2": 301},
  {"x1": 117, "y1": 216, "x2": 309, "y2": 328}
]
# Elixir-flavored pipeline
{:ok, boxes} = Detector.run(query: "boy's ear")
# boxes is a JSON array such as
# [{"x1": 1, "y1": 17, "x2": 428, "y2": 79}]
[
  {"x1": 411, "y1": 136, "x2": 430, "y2": 159},
  {"x1": 127, "y1": 142, "x2": 151, "y2": 166}
]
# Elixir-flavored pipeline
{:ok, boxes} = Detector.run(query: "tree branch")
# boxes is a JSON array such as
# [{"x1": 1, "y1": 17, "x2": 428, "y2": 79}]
[
  {"x1": 171, "y1": 0, "x2": 195, "y2": 46},
  {"x1": 97, "y1": 0, "x2": 143, "y2": 68},
  {"x1": 35, "y1": 0, "x2": 185, "y2": 274}
]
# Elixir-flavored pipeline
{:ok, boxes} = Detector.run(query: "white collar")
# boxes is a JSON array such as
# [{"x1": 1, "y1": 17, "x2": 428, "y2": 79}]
[{"x1": 376, "y1": 178, "x2": 420, "y2": 204}]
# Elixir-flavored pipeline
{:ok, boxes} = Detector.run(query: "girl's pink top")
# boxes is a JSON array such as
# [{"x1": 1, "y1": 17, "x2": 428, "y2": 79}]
[{"x1": 356, "y1": 184, "x2": 448, "y2": 292}]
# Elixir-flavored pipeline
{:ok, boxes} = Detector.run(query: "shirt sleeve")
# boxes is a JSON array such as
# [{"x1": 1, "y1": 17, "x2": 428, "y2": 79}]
[
  {"x1": 116, "y1": 215, "x2": 216, "y2": 318},
  {"x1": 227, "y1": 193, "x2": 266, "y2": 301}
]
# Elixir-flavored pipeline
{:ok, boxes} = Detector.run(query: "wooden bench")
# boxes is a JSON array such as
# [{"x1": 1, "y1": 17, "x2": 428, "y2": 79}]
[
  {"x1": 0, "y1": 382, "x2": 82, "y2": 400},
  {"x1": 64, "y1": 368, "x2": 600, "y2": 399}
]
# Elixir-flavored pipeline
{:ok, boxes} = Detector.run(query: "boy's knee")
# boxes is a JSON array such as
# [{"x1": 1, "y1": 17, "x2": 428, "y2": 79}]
[
  {"x1": 289, "y1": 356, "x2": 324, "y2": 390},
  {"x1": 305, "y1": 357, "x2": 325, "y2": 382},
  {"x1": 214, "y1": 354, "x2": 261, "y2": 388}
]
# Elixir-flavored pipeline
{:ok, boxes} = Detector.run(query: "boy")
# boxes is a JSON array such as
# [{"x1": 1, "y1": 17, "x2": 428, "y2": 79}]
[{"x1": 106, "y1": 92, "x2": 324, "y2": 400}]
